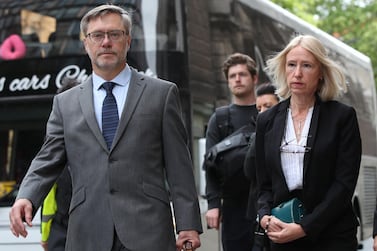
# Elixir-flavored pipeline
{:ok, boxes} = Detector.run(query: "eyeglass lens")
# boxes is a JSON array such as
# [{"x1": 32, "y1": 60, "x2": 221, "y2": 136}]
[{"x1": 87, "y1": 30, "x2": 125, "y2": 43}]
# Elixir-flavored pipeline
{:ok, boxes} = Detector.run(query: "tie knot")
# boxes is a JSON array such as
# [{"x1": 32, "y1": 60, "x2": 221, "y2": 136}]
[{"x1": 102, "y1": 82, "x2": 115, "y2": 94}]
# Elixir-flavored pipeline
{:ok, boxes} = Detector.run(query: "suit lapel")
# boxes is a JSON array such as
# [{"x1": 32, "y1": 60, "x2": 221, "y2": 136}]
[
  {"x1": 79, "y1": 76, "x2": 108, "y2": 150},
  {"x1": 303, "y1": 97, "x2": 321, "y2": 174},
  {"x1": 272, "y1": 101, "x2": 290, "y2": 189},
  {"x1": 112, "y1": 69, "x2": 146, "y2": 149}
]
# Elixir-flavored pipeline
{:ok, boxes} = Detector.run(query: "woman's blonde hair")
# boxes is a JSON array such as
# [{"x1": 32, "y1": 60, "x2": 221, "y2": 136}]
[{"x1": 265, "y1": 34, "x2": 347, "y2": 100}]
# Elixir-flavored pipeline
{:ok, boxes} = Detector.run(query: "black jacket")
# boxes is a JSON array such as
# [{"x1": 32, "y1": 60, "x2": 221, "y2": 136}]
[{"x1": 256, "y1": 97, "x2": 361, "y2": 245}]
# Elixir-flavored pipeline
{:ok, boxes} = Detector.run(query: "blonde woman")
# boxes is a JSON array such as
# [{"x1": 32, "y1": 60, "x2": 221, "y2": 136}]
[{"x1": 256, "y1": 35, "x2": 361, "y2": 251}]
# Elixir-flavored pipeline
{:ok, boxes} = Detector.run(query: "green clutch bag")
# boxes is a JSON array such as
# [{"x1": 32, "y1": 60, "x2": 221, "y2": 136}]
[{"x1": 271, "y1": 198, "x2": 306, "y2": 223}]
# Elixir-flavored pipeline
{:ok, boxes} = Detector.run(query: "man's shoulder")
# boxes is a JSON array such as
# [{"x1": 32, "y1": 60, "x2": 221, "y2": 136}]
[
  {"x1": 215, "y1": 105, "x2": 231, "y2": 116},
  {"x1": 131, "y1": 68, "x2": 175, "y2": 87},
  {"x1": 214, "y1": 105, "x2": 231, "y2": 125}
]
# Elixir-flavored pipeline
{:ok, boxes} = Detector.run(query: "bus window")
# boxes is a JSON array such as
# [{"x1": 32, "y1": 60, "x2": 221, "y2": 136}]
[{"x1": 0, "y1": 128, "x2": 45, "y2": 207}]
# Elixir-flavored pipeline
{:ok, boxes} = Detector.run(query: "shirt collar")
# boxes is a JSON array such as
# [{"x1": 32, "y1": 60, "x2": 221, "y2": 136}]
[{"x1": 93, "y1": 64, "x2": 131, "y2": 90}]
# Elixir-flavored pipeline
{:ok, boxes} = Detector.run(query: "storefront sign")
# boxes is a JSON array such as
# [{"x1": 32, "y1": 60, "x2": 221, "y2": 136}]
[{"x1": 0, "y1": 56, "x2": 90, "y2": 97}]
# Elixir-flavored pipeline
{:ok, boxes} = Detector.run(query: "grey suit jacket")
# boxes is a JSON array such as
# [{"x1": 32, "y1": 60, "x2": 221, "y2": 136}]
[{"x1": 17, "y1": 69, "x2": 202, "y2": 251}]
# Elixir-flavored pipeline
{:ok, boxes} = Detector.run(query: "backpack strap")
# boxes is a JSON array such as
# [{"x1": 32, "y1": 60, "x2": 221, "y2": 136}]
[{"x1": 215, "y1": 106, "x2": 233, "y2": 139}]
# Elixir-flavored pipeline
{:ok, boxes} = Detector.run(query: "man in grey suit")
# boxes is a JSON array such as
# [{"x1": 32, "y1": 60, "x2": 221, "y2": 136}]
[{"x1": 9, "y1": 4, "x2": 202, "y2": 251}]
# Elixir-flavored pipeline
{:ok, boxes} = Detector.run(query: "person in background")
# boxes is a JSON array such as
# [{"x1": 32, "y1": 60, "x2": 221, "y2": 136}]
[
  {"x1": 9, "y1": 4, "x2": 202, "y2": 251},
  {"x1": 244, "y1": 82, "x2": 280, "y2": 180},
  {"x1": 204, "y1": 52, "x2": 259, "y2": 251},
  {"x1": 40, "y1": 77, "x2": 79, "y2": 251},
  {"x1": 255, "y1": 34, "x2": 361, "y2": 251},
  {"x1": 244, "y1": 83, "x2": 279, "y2": 251},
  {"x1": 255, "y1": 83, "x2": 280, "y2": 113}
]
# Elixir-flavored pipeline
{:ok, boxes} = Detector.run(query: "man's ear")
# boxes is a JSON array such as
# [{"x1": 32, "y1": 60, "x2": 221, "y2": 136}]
[
  {"x1": 253, "y1": 74, "x2": 259, "y2": 84},
  {"x1": 82, "y1": 40, "x2": 88, "y2": 54},
  {"x1": 127, "y1": 36, "x2": 132, "y2": 50}
]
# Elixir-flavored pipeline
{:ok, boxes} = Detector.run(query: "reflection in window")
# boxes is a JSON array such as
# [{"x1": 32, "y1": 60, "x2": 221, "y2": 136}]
[
  {"x1": 0, "y1": 130, "x2": 12, "y2": 181},
  {"x1": 0, "y1": 128, "x2": 44, "y2": 206},
  {"x1": 21, "y1": 9, "x2": 56, "y2": 58},
  {"x1": 0, "y1": 130, "x2": 15, "y2": 206}
]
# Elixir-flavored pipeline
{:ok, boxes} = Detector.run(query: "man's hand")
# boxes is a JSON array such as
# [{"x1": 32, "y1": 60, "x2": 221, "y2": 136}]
[
  {"x1": 205, "y1": 208, "x2": 220, "y2": 230},
  {"x1": 9, "y1": 198, "x2": 33, "y2": 238},
  {"x1": 176, "y1": 230, "x2": 200, "y2": 251},
  {"x1": 41, "y1": 241, "x2": 48, "y2": 251}
]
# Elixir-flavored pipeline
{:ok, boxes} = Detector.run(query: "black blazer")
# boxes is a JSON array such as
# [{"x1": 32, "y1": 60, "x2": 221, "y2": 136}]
[{"x1": 255, "y1": 96, "x2": 361, "y2": 242}]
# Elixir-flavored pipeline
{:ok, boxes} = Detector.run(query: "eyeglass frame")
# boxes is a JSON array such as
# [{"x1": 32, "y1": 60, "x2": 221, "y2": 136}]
[
  {"x1": 279, "y1": 136, "x2": 312, "y2": 154},
  {"x1": 85, "y1": 30, "x2": 128, "y2": 44}
]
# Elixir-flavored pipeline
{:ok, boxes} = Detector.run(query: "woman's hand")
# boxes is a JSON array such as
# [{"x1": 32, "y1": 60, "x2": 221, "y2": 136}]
[
  {"x1": 205, "y1": 208, "x2": 220, "y2": 230},
  {"x1": 264, "y1": 216, "x2": 306, "y2": 243}
]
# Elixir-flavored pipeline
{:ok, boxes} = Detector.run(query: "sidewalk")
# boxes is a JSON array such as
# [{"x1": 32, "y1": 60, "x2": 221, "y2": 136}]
[{"x1": 361, "y1": 237, "x2": 373, "y2": 251}]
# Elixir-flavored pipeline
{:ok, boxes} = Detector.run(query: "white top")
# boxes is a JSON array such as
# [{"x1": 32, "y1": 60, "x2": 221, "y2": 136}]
[{"x1": 281, "y1": 107, "x2": 313, "y2": 191}]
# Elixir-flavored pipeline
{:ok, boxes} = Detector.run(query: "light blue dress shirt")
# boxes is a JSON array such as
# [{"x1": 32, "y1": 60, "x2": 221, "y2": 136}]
[{"x1": 92, "y1": 64, "x2": 131, "y2": 131}]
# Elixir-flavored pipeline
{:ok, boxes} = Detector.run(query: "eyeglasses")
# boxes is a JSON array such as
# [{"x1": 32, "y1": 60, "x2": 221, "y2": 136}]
[
  {"x1": 86, "y1": 30, "x2": 126, "y2": 44},
  {"x1": 280, "y1": 137, "x2": 311, "y2": 154}
]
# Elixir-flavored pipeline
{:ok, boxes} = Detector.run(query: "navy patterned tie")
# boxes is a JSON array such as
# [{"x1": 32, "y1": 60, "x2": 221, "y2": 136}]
[{"x1": 102, "y1": 82, "x2": 119, "y2": 149}]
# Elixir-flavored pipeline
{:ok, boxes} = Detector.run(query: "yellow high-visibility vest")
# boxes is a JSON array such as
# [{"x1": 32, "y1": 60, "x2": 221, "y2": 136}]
[{"x1": 41, "y1": 184, "x2": 57, "y2": 242}]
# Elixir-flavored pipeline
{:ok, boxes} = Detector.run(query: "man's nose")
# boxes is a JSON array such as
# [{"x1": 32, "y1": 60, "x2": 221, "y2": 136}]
[{"x1": 101, "y1": 34, "x2": 112, "y2": 45}]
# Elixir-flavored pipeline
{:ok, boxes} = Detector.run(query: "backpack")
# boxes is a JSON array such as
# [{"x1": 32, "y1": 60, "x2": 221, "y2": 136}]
[{"x1": 204, "y1": 106, "x2": 256, "y2": 185}]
